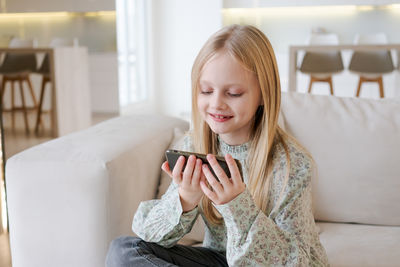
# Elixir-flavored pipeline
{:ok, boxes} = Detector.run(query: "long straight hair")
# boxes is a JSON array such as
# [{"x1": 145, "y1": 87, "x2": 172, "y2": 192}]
[{"x1": 191, "y1": 25, "x2": 291, "y2": 224}]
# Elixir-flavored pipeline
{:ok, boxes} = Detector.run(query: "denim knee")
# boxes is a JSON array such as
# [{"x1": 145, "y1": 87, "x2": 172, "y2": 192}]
[{"x1": 106, "y1": 236, "x2": 143, "y2": 267}]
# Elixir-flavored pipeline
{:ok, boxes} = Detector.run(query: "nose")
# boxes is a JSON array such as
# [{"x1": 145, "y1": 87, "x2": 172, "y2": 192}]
[{"x1": 210, "y1": 92, "x2": 226, "y2": 109}]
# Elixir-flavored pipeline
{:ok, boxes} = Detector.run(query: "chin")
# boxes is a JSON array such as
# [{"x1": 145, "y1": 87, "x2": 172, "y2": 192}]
[
  {"x1": 205, "y1": 117, "x2": 236, "y2": 134},
  {"x1": 208, "y1": 124, "x2": 230, "y2": 135}
]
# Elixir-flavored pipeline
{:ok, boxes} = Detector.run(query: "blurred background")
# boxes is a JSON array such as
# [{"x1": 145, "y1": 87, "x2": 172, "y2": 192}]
[
  {"x1": 1, "y1": 1, "x2": 400, "y2": 266},
  {"x1": 1, "y1": 0, "x2": 399, "y2": 120}
]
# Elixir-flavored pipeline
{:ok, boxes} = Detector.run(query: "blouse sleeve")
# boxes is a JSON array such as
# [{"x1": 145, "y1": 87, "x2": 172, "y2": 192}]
[
  {"x1": 215, "y1": 152, "x2": 329, "y2": 266},
  {"x1": 132, "y1": 181, "x2": 199, "y2": 247},
  {"x1": 132, "y1": 134, "x2": 199, "y2": 248}
]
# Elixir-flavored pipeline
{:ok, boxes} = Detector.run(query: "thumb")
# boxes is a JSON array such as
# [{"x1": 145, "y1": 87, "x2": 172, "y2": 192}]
[{"x1": 161, "y1": 161, "x2": 173, "y2": 178}]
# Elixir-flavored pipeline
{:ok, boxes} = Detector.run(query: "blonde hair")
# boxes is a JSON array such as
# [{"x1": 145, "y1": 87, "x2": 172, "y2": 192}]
[{"x1": 191, "y1": 24, "x2": 291, "y2": 224}]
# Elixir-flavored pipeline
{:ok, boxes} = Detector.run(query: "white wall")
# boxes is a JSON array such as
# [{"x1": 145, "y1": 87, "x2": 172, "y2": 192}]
[
  {"x1": 149, "y1": 0, "x2": 223, "y2": 119},
  {"x1": 89, "y1": 52, "x2": 119, "y2": 113}
]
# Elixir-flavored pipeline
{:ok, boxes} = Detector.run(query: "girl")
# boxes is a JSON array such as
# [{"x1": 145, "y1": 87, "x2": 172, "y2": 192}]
[{"x1": 106, "y1": 24, "x2": 329, "y2": 266}]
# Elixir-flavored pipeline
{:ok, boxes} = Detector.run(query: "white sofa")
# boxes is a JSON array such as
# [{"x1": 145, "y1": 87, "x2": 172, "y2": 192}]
[{"x1": 6, "y1": 92, "x2": 400, "y2": 267}]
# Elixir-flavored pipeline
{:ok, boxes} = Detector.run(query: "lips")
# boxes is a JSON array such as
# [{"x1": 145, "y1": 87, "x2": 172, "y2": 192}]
[{"x1": 209, "y1": 113, "x2": 233, "y2": 122}]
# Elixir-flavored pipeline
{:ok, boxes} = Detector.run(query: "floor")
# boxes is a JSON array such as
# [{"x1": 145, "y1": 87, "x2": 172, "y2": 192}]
[{"x1": 0, "y1": 110, "x2": 117, "y2": 267}]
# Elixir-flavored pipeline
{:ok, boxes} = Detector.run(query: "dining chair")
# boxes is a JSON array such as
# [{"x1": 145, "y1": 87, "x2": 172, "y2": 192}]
[
  {"x1": 34, "y1": 38, "x2": 76, "y2": 134},
  {"x1": 0, "y1": 38, "x2": 38, "y2": 134},
  {"x1": 348, "y1": 33, "x2": 394, "y2": 98},
  {"x1": 299, "y1": 33, "x2": 344, "y2": 95}
]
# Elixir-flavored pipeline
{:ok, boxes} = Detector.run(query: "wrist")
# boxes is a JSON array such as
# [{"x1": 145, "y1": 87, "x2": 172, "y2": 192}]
[
  {"x1": 178, "y1": 188, "x2": 200, "y2": 212},
  {"x1": 180, "y1": 197, "x2": 198, "y2": 212}
]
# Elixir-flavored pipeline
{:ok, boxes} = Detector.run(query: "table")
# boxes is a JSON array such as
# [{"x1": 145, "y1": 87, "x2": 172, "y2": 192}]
[
  {"x1": 288, "y1": 44, "x2": 400, "y2": 92},
  {"x1": 0, "y1": 47, "x2": 91, "y2": 137}
]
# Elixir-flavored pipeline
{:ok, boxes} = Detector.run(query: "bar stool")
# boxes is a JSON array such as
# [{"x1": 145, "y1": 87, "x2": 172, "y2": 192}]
[
  {"x1": 349, "y1": 33, "x2": 394, "y2": 98},
  {"x1": 35, "y1": 38, "x2": 75, "y2": 134},
  {"x1": 299, "y1": 33, "x2": 344, "y2": 95},
  {"x1": 0, "y1": 38, "x2": 38, "y2": 134}
]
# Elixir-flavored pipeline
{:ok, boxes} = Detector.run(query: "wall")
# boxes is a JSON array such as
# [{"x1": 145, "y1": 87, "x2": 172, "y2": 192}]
[
  {"x1": 89, "y1": 52, "x2": 119, "y2": 113},
  {"x1": 149, "y1": 0, "x2": 223, "y2": 119}
]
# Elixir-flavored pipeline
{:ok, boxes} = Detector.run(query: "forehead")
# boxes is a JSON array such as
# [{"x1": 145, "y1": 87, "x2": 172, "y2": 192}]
[{"x1": 200, "y1": 51, "x2": 256, "y2": 87}]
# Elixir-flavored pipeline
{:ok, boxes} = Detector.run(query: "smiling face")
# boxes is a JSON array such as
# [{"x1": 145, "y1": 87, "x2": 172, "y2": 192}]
[{"x1": 197, "y1": 51, "x2": 262, "y2": 145}]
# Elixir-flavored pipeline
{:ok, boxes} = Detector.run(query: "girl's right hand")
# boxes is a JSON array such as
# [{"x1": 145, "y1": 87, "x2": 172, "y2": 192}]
[{"x1": 161, "y1": 155, "x2": 204, "y2": 212}]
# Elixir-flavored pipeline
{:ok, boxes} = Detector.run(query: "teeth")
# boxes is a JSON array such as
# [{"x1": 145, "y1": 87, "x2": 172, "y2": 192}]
[{"x1": 215, "y1": 115, "x2": 227, "y2": 119}]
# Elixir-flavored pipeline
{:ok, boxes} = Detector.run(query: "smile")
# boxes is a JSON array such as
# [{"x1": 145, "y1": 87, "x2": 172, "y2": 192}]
[{"x1": 209, "y1": 113, "x2": 233, "y2": 122}]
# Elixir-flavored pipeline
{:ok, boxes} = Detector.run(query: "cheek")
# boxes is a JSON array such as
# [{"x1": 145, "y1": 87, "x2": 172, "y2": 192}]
[
  {"x1": 234, "y1": 100, "x2": 258, "y2": 120},
  {"x1": 234, "y1": 100, "x2": 251, "y2": 115},
  {"x1": 197, "y1": 97, "x2": 207, "y2": 114}
]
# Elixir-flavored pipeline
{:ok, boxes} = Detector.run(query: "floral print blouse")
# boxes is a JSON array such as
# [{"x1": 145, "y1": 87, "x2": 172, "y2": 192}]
[{"x1": 132, "y1": 135, "x2": 329, "y2": 266}]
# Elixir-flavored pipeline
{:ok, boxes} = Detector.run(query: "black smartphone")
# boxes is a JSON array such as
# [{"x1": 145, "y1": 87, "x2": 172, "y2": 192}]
[{"x1": 165, "y1": 149, "x2": 243, "y2": 182}]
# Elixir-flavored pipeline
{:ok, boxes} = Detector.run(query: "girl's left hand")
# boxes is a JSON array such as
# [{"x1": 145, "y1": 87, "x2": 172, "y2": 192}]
[{"x1": 200, "y1": 154, "x2": 246, "y2": 205}]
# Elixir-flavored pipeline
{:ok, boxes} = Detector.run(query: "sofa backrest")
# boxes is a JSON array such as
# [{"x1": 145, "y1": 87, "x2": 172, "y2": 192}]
[{"x1": 281, "y1": 92, "x2": 400, "y2": 226}]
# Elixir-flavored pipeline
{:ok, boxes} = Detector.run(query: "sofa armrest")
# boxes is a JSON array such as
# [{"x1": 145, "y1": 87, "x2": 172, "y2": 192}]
[{"x1": 6, "y1": 114, "x2": 189, "y2": 267}]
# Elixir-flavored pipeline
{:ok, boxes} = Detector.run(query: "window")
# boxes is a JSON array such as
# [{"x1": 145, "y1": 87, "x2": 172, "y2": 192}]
[{"x1": 116, "y1": 0, "x2": 148, "y2": 107}]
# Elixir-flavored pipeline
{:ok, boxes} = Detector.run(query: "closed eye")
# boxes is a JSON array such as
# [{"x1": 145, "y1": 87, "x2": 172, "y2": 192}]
[
  {"x1": 200, "y1": 91, "x2": 212, "y2": 95},
  {"x1": 228, "y1": 93, "x2": 243, "y2": 97}
]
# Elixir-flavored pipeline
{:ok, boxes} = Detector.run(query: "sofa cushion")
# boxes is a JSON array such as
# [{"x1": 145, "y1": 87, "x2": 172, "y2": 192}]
[
  {"x1": 281, "y1": 92, "x2": 400, "y2": 226},
  {"x1": 318, "y1": 222, "x2": 400, "y2": 267}
]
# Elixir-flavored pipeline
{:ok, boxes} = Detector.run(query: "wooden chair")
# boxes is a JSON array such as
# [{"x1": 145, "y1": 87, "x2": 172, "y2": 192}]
[
  {"x1": 299, "y1": 33, "x2": 344, "y2": 95},
  {"x1": 0, "y1": 38, "x2": 38, "y2": 134},
  {"x1": 349, "y1": 33, "x2": 394, "y2": 98}
]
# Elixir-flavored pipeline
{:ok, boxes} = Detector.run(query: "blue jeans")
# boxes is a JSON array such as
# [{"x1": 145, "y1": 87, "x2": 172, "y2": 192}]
[{"x1": 106, "y1": 236, "x2": 228, "y2": 267}]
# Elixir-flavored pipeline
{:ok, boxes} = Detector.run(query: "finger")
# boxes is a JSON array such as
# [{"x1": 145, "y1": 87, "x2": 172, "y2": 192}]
[
  {"x1": 200, "y1": 180, "x2": 218, "y2": 202},
  {"x1": 161, "y1": 161, "x2": 173, "y2": 178},
  {"x1": 182, "y1": 155, "x2": 196, "y2": 186},
  {"x1": 172, "y1": 156, "x2": 185, "y2": 183},
  {"x1": 202, "y1": 164, "x2": 223, "y2": 194},
  {"x1": 206, "y1": 154, "x2": 230, "y2": 188},
  {"x1": 200, "y1": 173, "x2": 207, "y2": 183},
  {"x1": 191, "y1": 158, "x2": 202, "y2": 185},
  {"x1": 225, "y1": 154, "x2": 242, "y2": 184}
]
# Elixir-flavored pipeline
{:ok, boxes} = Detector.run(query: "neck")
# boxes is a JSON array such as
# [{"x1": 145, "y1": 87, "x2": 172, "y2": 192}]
[{"x1": 218, "y1": 133, "x2": 250, "y2": 146}]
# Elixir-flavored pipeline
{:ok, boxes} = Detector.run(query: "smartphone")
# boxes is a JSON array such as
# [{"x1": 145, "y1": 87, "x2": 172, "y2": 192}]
[{"x1": 165, "y1": 149, "x2": 243, "y2": 181}]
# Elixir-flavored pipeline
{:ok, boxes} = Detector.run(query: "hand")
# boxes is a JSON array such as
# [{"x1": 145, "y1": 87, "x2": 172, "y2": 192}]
[
  {"x1": 161, "y1": 155, "x2": 205, "y2": 212},
  {"x1": 200, "y1": 154, "x2": 245, "y2": 205}
]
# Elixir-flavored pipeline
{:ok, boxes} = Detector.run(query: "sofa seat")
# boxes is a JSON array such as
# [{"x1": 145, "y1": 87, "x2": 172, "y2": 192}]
[{"x1": 318, "y1": 222, "x2": 400, "y2": 267}]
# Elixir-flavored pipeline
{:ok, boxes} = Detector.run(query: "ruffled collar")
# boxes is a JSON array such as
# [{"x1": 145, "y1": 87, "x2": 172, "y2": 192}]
[{"x1": 218, "y1": 135, "x2": 250, "y2": 160}]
